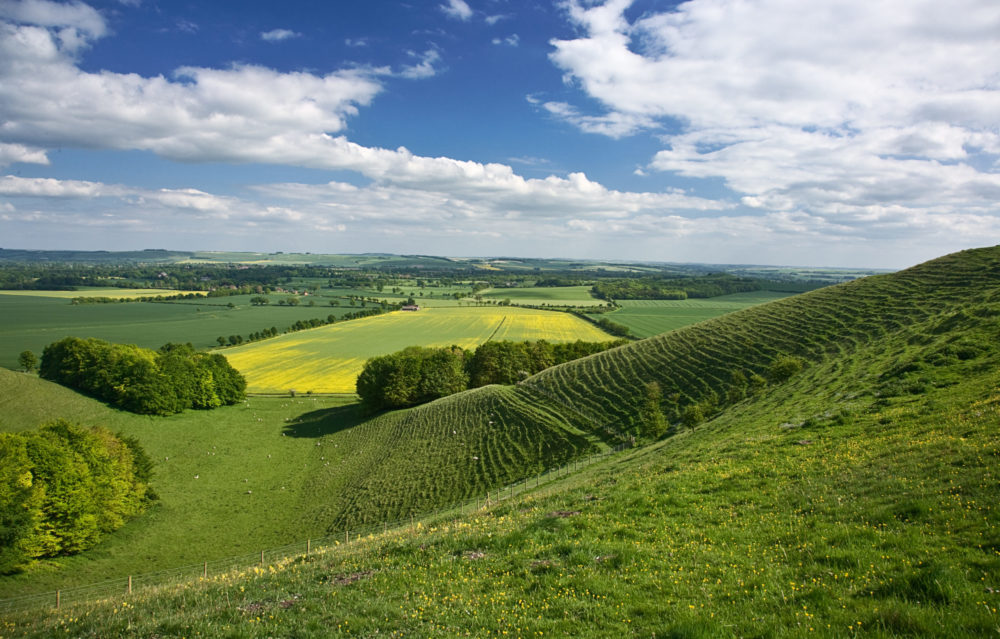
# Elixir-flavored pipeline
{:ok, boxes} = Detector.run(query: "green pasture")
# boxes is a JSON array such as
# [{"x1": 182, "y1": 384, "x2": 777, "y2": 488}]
[
  {"x1": 0, "y1": 370, "x2": 356, "y2": 596},
  {"x1": 478, "y1": 285, "x2": 605, "y2": 307},
  {"x1": 0, "y1": 369, "x2": 593, "y2": 599},
  {"x1": 0, "y1": 288, "x2": 199, "y2": 299},
  {"x1": 0, "y1": 294, "x2": 366, "y2": 370},
  {"x1": 598, "y1": 290, "x2": 793, "y2": 338}
]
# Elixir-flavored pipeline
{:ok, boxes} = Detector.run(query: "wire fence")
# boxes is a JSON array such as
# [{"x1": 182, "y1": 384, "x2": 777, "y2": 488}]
[{"x1": 0, "y1": 439, "x2": 633, "y2": 616}]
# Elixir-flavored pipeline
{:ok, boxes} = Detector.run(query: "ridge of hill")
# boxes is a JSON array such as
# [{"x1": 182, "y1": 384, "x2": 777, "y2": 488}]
[
  {"x1": 296, "y1": 246, "x2": 999, "y2": 529},
  {"x1": 3, "y1": 247, "x2": 998, "y2": 637},
  {"x1": 519, "y1": 246, "x2": 1000, "y2": 433}
]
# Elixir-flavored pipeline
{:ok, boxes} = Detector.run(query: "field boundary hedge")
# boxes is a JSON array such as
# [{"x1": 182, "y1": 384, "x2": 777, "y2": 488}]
[{"x1": 0, "y1": 440, "x2": 633, "y2": 614}]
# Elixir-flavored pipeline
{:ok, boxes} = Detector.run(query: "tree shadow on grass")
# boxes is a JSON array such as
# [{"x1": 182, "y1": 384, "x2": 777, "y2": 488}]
[{"x1": 282, "y1": 403, "x2": 366, "y2": 438}]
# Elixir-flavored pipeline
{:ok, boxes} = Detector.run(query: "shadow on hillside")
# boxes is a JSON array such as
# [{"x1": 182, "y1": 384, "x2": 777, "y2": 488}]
[{"x1": 282, "y1": 404, "x2": 366, "y2": 438}]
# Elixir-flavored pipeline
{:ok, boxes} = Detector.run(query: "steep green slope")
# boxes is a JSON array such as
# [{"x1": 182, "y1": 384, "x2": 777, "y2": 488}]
[
  {"x1": 301, "y1": 384, "x2": 598, "y2": 531},
  {"x1": 521, "y1": 246, "x2": 1000, "y2": 434},
  {"x1": 295, "y1": 246, "x2": 1000, "y2": 527},
  {"x1": 6, "y1": 248, "x2": 997, "y2": 638}
]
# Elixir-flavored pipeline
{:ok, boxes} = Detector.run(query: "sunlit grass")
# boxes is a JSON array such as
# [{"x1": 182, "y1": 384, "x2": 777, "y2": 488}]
[{"x1": 5, "y1": 361, "x2": 997, "y2": 638}]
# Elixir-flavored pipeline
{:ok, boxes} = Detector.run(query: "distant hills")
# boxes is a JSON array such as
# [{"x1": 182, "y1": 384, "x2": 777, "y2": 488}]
[{"x1": 4, "y1": 246, "x2": 996, "y2": 637}]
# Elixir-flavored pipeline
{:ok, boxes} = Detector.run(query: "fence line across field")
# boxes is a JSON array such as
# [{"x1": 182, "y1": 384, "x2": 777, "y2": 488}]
[{"x1": 0, "y1": 440, "x2": 632, "y2": 615}]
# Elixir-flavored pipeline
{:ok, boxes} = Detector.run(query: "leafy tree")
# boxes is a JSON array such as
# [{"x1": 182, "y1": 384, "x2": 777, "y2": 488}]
[
  {"x1": 768, "y1": 355, "x2": 805, "y2": 383},
  {"x1": 39, "y1": 337, "x2": 244, "y2": 415},
  {"x1": 639, "y1": 381, "x2": 667, "y2": 439},
  {"x1": 724, "y1": 370, "x2": 749, "y2": 403},
  {"x1": 0, "y1": 434, "x2": 40, "y2": 573},
  {"x1": 17, "y1": 350, "x2": 37, "y2": 373},
  {"x1": 250, "y1": 295, "x2": 269, "y2": 306},
  {"x1": 681, "y1": 403, "x2": 705, "y2": 431},
  {"x1": 0, "y1": 422, "x2": 154, "y2": 571},
  {"x1": 417, "y1": 347, "x2": 469, "y2": 402},
  {"x1": 747, "y1": 372, "x2": 767, "y2": 394}
]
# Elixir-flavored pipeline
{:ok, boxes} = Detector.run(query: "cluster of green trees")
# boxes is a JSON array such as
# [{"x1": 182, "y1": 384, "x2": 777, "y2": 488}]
[
  {"x1": 40, "y1": 338, "x2": 245, "y2": 415},
  {"x1": 591, "y1": 274, "x2": 765, "y2": 300},
  {"x1": 0, "y1": 420, "x2": 155, "y2": 573},
  {"x1": 357, "y1": 339, "x2": 627, "y2": 411}
]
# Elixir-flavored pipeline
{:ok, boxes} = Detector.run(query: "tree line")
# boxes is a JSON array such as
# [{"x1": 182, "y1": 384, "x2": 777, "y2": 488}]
[
  {"x1": 356, "y1": 339, "x2": 628, "y2": 412},
  {"x1": 40, "y1": 338, "x2": 246, "y2": 415},
  {"x1": 215, "y1": 306, "x2": 390, "y2": 347},
  {"x1": 0, "y1": 420, "x2": 155, "y2": 573},
  {"x1": 591, "y1": 274, "x2": 767, "y2": 300}
]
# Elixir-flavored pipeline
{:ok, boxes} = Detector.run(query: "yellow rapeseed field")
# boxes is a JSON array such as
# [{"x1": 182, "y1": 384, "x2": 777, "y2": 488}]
[{"x1": 223, "y1": 306, "x2": 612, "y2": 394}]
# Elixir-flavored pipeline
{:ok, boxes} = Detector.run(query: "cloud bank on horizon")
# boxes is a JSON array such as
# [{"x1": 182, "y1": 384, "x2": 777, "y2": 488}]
[{"x1": 0, "y1": 0, "x2": 997, "y2": 268}]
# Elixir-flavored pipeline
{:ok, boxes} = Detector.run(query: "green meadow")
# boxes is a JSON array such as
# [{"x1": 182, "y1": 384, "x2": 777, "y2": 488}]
[
  {"x1": 598, "y1": 290, "x2": 794, "y2": 338},
  {"x1": 1, "y1": 246, "x2": 998, "y2": 637},
  {"x1": 0, "y1": 293, "x2": 366, "y2": 370},
  {"x1": 3, "y1": 245, "x2": 998, "y2": 637},
  {"x1": 478, "y1": 285, "x2": 606, "y2": 307}
]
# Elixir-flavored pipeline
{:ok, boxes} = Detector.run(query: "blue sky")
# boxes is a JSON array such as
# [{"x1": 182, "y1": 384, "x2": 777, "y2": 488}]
[{"x1": 1, "y1": 0, "x2": 998, "y2": 268}]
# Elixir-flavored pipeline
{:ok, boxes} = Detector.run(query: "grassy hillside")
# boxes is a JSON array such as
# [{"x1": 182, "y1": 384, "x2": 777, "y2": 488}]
[
  {"x1": 522, "y1": 246, "x2": 1000, "y2": 435},
  {"x1": 4, "y1": 247, "x2": 997, "y2": 637},
  {"x1": 0, "y1": 375, "x2": 595, "y2": 597},
  {"x1": 600, "y1": 291, "x2": 793, "y2": 338},
  {"x1": 301, "y1": 384, "x2": 600, "y2": 531}
]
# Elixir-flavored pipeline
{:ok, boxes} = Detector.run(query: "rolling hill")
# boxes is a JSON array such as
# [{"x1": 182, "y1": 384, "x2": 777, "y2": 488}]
[{"x1": 2, "y1": 246, "x2": 998, "y2": 637}]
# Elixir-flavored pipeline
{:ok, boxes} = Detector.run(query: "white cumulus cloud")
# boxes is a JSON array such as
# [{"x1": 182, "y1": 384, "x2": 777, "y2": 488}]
[
  {"x1": 548, "y1": 0, "x2": 1000, "y2": 233},
  {"x1": 260, "y1": 28, "x2": 300, "y2": 42},
  {"x1": 440, "y1": 0, "x2": 472, "y2": 21}
]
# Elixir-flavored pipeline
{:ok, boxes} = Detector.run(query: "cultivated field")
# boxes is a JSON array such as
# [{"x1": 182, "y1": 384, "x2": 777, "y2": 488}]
[
  {"x1": 0, "y1": 288, "x2": 201, "y2": 299},
  {"x1": 596, "y1": 290, "x2": 793, "y2": 338},
  {"x1": 223, "y1": 306, "x2": 614, "y2": 394},
  {"x1": 0, "y1": 295, "x2": 369, "y2": 370},
  {"x1": 478, "y1": 285, "x2": 605, "y2": 307}
]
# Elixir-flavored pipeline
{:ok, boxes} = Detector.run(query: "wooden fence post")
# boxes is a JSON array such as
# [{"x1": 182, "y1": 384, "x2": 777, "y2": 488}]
[
  {"x1": 260, "y1": 550, "x2": 264, "y2": 565},
  {"x1": 204, "y1": 561, "x2": 208, "y2": 578},
  {"x1": 306, "y1": 539, "x2": 310, "y2": 555},
  {"x1": 56, "y1": 590, "x2": 60, "y2": 610},
  {"x1": 128, "y1": 575, "x2": 132, "y2": 594}
]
